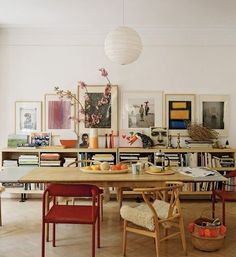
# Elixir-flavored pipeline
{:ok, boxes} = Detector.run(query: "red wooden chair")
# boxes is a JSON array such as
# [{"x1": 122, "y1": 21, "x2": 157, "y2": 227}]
[
  {"x1": 212, "y1": 170, "x2": 236, "y2": 225},
  {"x1": 42, "y1": 183, "x2": 101, "y2": 257},
  {"x1": 67, "y1": 160, "x2": 104, "y2": 221}
]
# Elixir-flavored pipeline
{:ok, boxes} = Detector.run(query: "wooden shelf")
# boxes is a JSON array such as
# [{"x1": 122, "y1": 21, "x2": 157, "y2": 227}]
[
  {"x1": 213, "y1": 167, "x2": 236, "y2": 171},
  {"x1": 1, "y1": 147, "x2": 235, "y2": 200},
  {"x1": 4, "y1": 188, "x2": 43, "y2": 194}
]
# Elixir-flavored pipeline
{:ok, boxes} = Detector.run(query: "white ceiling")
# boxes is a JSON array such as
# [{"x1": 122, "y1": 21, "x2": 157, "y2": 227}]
[{"x1": 0, "y1": 0, "x2": 236, "y2": 29}]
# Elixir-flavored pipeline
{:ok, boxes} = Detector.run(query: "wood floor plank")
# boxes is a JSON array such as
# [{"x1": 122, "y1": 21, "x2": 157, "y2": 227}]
[{"x1": 0, "y1": 198, "x2": 235, "y2": 257}]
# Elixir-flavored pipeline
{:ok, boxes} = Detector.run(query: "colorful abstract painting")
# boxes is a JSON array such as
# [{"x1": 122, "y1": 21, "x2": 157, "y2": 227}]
[
  {"x1": 48, "y1": 100, "x2": 71, "y2": 129},
  {"x1": 45, "y1": 94, "x2": 75, "y2": 135},
  {"x1": 165, "y1": 94, "x2": 196, "y2": 135},
  {"x1": 168, "y1": 101, "x2": 192, "y2": 129}
]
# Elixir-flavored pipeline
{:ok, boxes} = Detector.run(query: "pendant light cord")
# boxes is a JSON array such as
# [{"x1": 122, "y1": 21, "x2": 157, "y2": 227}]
[{"x1": 123, "y1": 0, "x2": 125, "y2": 26}]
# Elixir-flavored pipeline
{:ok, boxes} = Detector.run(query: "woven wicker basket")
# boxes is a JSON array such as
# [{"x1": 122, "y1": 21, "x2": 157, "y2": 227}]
[
  {"x1": 191, "y1": 233, "x2": 224, "y2": 252},
  {"x1": 191, "y1": 218, "x2": 225, "y2": 251}
]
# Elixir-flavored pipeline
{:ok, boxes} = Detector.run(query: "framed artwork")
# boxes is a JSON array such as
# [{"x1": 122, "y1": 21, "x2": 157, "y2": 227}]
[
  {"x1": 122, "y1": 91, "x2": 163, "y2": 130},
  {"x1": 198, "y1": 94, "x2": 230, "y2": 136},
  {"x1": 165, "y1": 94, "x2": 196, "y2": 135},
  {"x1": 44, "y1": 94, "x2": 75, "y2": 135},
  {"x1": 150, "y1": 127, "x2": 168, "y2": 147},
  {"x1": 78, "y1": 85, "x2": 118, "y2": 136},
  {"x1": 119, "y1": 129, "x2": 143, "y2": 147},
  {"x1": 15, "y1": 101, "x2": 42, "y2": 134},
  {"x1": 8, "y1": 134, "x2": 28, "y2": 148},
  {"x1": 79, "y1": 133, "x2": 89, "y2": 148},
  {"x1": 30, "y1": 132, "x2": 51, "y2": 147}
]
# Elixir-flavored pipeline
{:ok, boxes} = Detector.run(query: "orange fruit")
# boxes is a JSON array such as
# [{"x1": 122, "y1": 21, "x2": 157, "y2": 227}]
[
  {"x1": 121, "y1": 164, "x2": 129, "y2": 170},
  {"x1": 96, "y1": 165, "x2": 101, "y2": 170},
  {"x1": 111, "y1": 165, "x2": 117, "y2": 170},
  {"x1": 116, "y1": 163, "x2": 122, "y2": 170}
]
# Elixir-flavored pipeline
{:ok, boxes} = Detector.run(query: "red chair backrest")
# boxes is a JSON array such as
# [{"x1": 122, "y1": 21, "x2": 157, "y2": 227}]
[{"x1": 45, "y1": 184, "x2": 100, "y2": 198}]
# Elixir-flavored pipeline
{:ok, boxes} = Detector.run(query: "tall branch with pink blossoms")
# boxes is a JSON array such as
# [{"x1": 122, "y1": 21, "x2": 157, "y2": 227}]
[{"x1": 54, "y1": 68, "x2": 112, "y2": 127}]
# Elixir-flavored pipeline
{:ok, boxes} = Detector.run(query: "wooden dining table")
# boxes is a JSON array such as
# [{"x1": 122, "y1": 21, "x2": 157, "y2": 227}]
[
  {"x1": 18, "y1": 166, "x2": 228, "y2": 189},
  {"x1": 19, "y1": 167, "x2": 194, "y2": 187}
]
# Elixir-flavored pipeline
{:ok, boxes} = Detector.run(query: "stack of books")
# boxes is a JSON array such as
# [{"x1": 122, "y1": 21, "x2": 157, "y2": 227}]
[
  {"x1": 18, "y1": 155, "x2": 39, "y2": 166},
  {"x1": 40, "y1": 153, "x2": 61, "y2": 167},
  {"x1": 3, "y1": 160, "x2": 18, "y2": 167},
  {"x1": 92, "y1": 154, "x2": 115, "y2": 164},
  {"x1": 185, "y1": 140, "x2": 213, "y2": 148},
  {"x1": 63, "y1": 157, "x2": 77, "y2": 167},
  {"x1": 164, "y1": 153, "x2": 180, "y2": 167},
  {"x1": 212, "y1": 155, "x2": 235, "y2": 168},
  {"x1": 119, "y1": 153, "x2": 140, "y2": 160}
]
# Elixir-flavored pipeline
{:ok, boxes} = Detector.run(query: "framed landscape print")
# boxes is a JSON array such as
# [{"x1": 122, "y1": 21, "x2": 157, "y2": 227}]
[
  {"x1": 15, "y1": 101, "x2": 42, "y2": 134},
  {"x1": 165, "y1": 94, "x2": 196, "y2": 135},
  {"x1": 78, "y1": 85, "x2": 118, "y2": 136},
  {"x1": 199, "y1": 94, "x2": 229, "y2": 136},
  {"x1": 122, "y1": 91, "x2": 163, "y2": 130},
  {"x1": 44, "y1": 94, "x2": 75, "y2": 135}
]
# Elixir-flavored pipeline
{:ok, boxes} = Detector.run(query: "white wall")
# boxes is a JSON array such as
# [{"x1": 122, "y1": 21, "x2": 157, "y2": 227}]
[{"x1": 1, "y1": 24, "x2": 236, "y2": 147}]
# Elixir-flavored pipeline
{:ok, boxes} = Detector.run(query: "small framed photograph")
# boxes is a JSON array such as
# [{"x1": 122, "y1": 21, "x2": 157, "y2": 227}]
[
  {"x1": 79, "y1": 133, "x2": 89, "y2": 148},
  {"x1": 30, "y1": 132, "x2": 51, "y2": 147},
  {"x1": 78, "y1": 85, "x2": 118, "y2": 136},
  {"x1": 15, "y1": 101, "x2": 42, "y2": 134},
  {"x1": 44, "y1": 94, "x2": 76, "y2": 135},
  {"x1": 150, "y1": 127, "x2": 168, "y2": 147},
  {"x1": 165, "y1": 94, "x2": 196, "y2": 135},
  {"x1": 198, "y1": 94, "x2": 230, "y2": 136},
  {"x1": 122, "y1": 91, "x2": 163, "y2": 130}
]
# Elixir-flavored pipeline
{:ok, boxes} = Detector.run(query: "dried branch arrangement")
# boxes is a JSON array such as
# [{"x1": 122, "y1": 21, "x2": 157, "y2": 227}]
[{"x1": 187, "y1": 123, "x2": 219, "y2": 141}]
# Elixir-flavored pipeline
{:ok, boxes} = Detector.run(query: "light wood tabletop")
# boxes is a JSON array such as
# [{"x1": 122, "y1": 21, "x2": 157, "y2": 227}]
[{"x1": 18, "y1": 167, "x2": 195, "y2": 187}]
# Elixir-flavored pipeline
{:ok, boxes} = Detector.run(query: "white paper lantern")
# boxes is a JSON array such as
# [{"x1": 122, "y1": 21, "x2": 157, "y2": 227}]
[{"x1": 104, "y1": 26, "x2": 142, "y2": 65}]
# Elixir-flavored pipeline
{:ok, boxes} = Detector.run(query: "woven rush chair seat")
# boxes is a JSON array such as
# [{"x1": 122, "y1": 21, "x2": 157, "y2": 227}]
[{"x1": 120, "y1": 199, "x2": 175, "y2": 231}]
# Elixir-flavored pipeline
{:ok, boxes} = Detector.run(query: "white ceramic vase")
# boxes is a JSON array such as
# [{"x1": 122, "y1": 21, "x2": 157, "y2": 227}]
[{"x1": 89, "y1": 128, "x2": 99, "y2": 148}]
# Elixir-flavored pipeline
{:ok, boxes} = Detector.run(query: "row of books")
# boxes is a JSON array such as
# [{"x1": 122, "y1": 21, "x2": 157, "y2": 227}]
[
  {"x1": 156, "y1": 152, "x2": 235, "y2": 168},
  {"x1": 185, "y1": 140, "x2": 213, "y2": 149},
  {"x1": 3, "y1": 153, "x2": 77, "y2": 167},
  {"x1": 119, "y1": 153, "x2": 151, "y2": 163}
]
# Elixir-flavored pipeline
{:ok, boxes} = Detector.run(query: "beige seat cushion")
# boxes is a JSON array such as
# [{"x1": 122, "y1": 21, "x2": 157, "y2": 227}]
[{"x1": 120, "y1": 200, "x2": 174, "y2": 231}]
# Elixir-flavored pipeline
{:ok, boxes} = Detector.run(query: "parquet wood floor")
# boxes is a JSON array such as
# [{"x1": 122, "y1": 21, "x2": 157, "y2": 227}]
[{"x1": 0, "y1": 198, "x2": 236, "y2": 257}]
